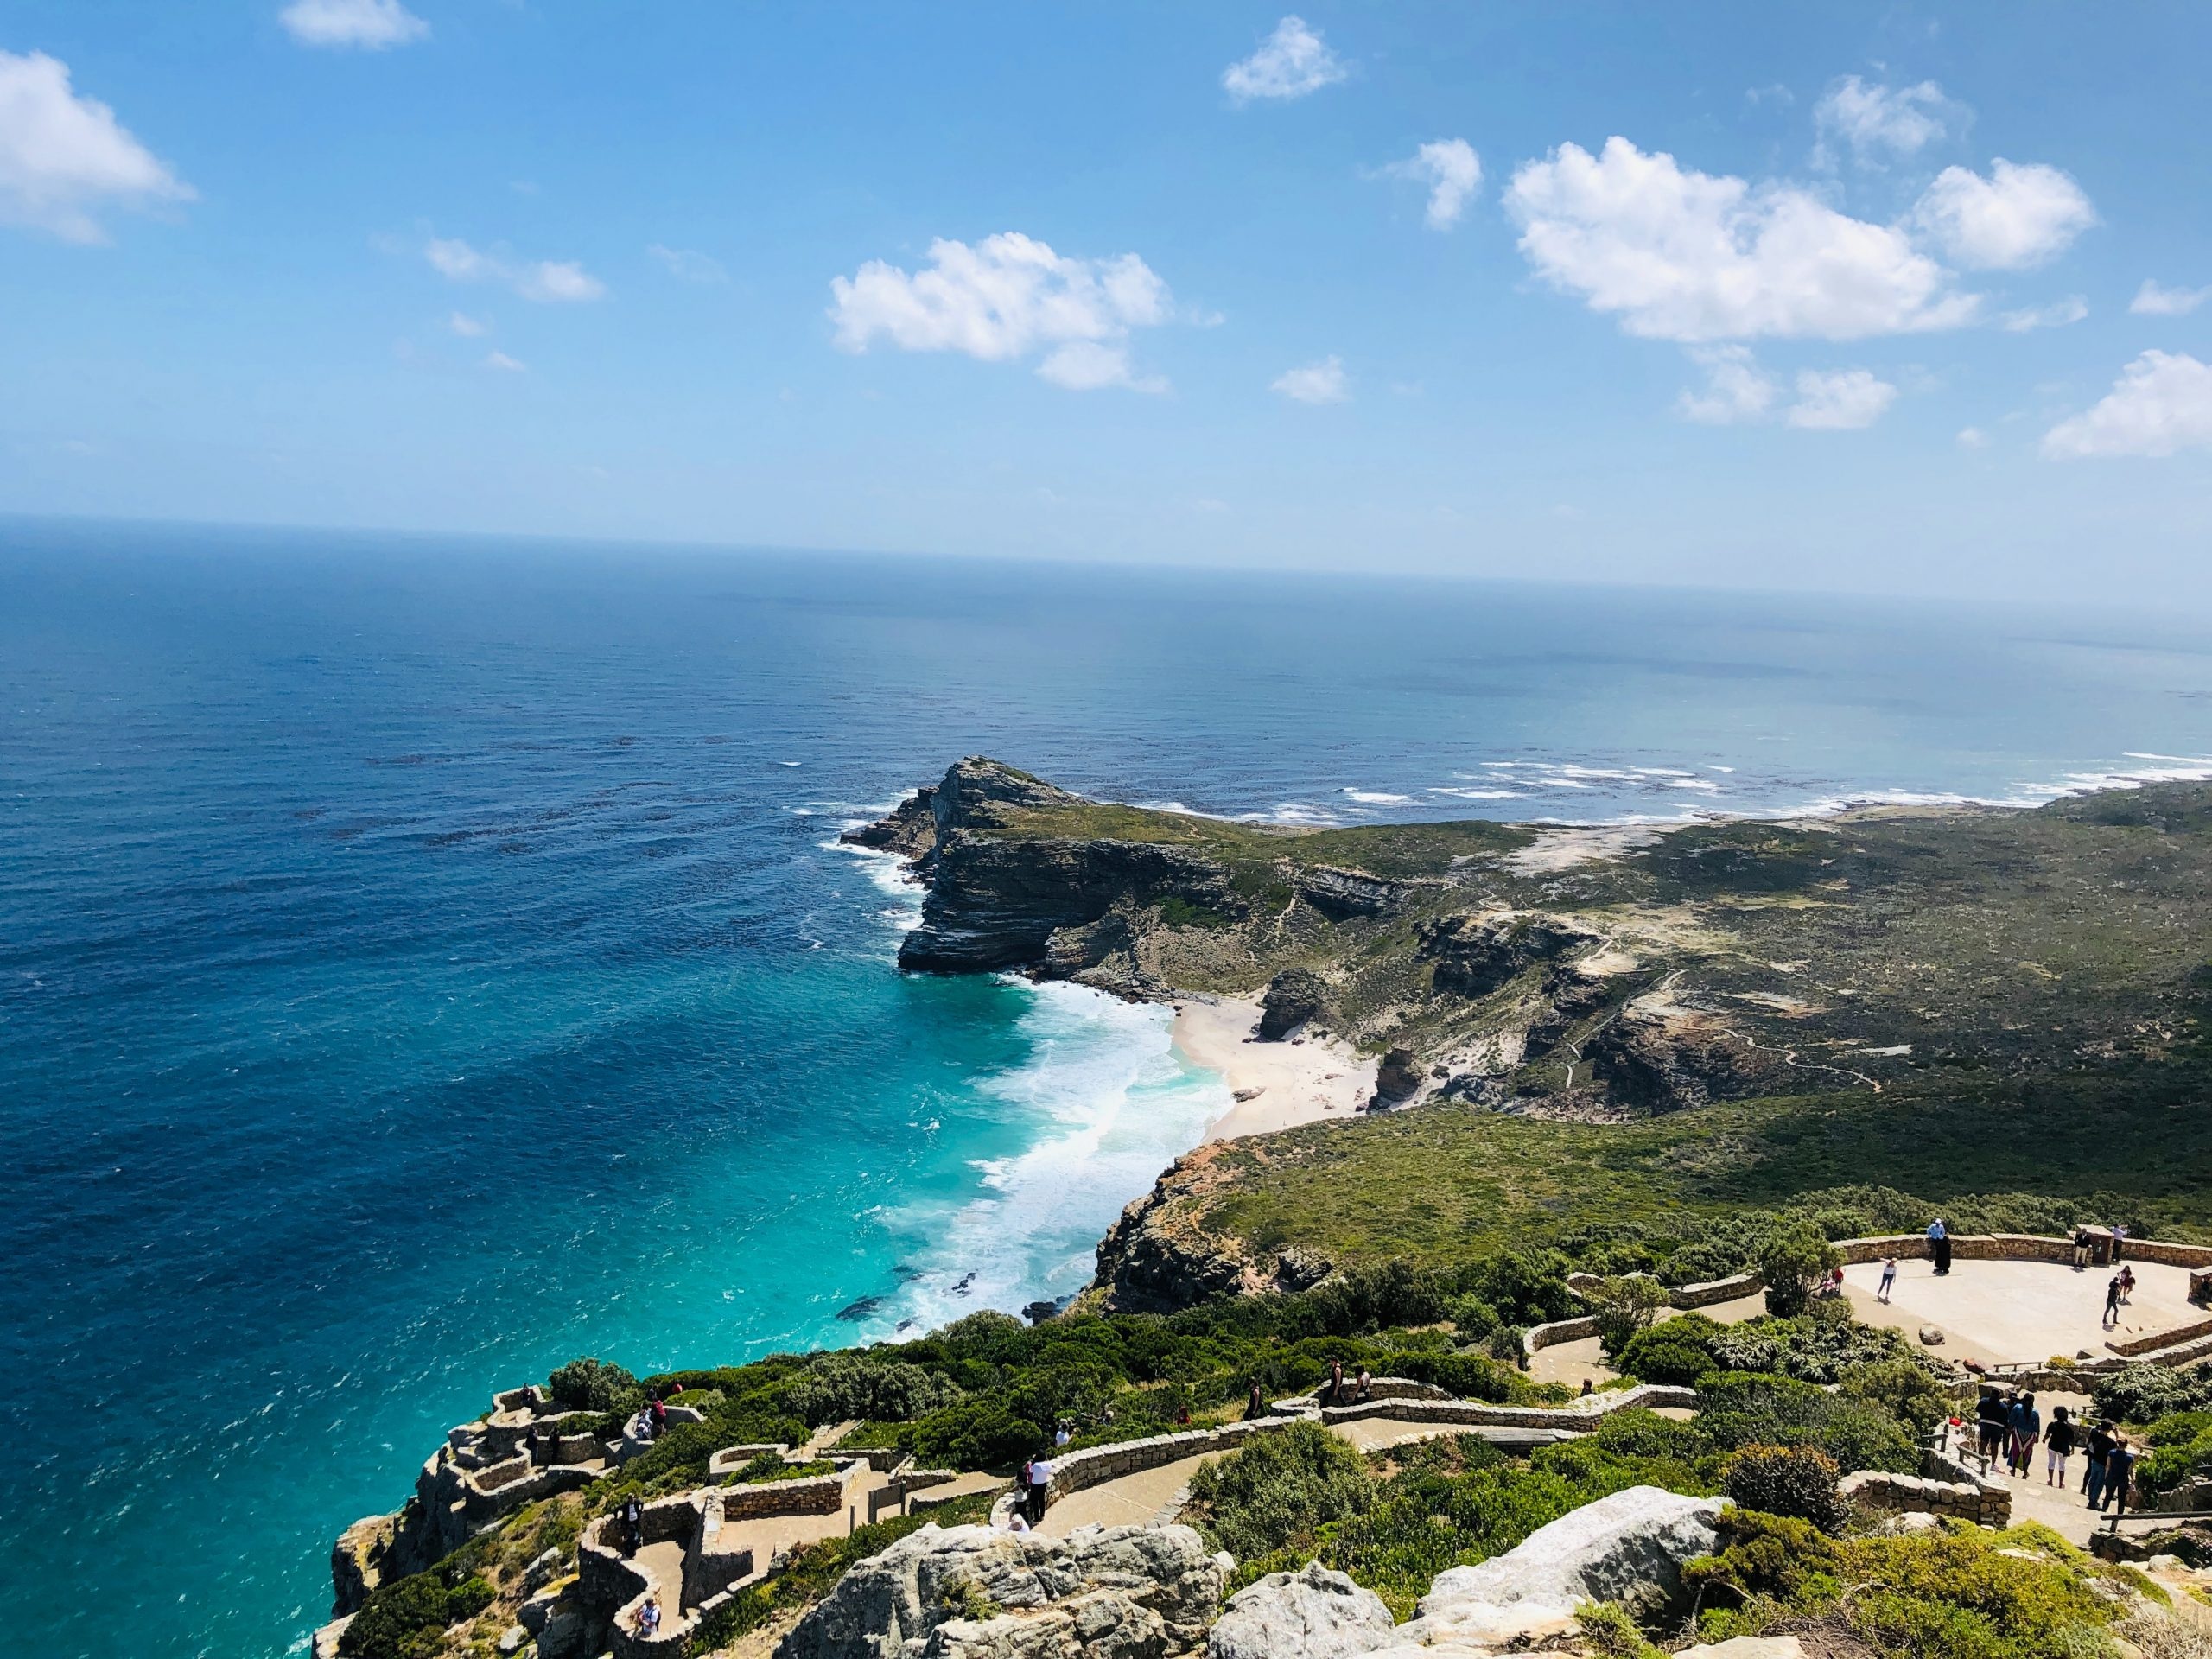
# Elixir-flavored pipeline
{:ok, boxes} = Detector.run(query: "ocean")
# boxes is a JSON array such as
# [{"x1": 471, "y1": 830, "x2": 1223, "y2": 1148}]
[{"x1": 3, "y1": 518, "x2": 2210, "y2": 1658}]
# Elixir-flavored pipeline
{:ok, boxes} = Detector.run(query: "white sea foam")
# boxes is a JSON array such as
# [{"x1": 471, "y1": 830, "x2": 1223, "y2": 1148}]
[
  {"x1": 826, "y1": 836, "x2": 925, "y2": 934},
  {"x1": 1135, "y1": 800, "x2": 1199, "y2": 815},
  {"x1": 1343, "y1": 789, "x2": 1415, "y2": 805},
  {"x1": 1238, "y1": 802, "x2": 1342, "y2": 826},
  {"x1": 1430, "y1": 787, "x2": 1522, "y2": 800},
  {"x1": 878, "y1": 982, "x2": 1227, "y2": 1337}
]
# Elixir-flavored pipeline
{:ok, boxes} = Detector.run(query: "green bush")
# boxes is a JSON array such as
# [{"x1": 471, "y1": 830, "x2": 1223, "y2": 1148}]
[
  {"x1": 338, "y1": 1560, "x2": 496, "y2": 1659},
  {"x1": 907, "y1": 1398, "x2": 1042, "y2": 1472},
  {"x1": 1724, "y1": 1444, "x2": 1846, "y2": 1533},
  {"x1": 548, "y1": 1357, "x2": 641, "y2": 1414},
  {"x1": 781, "y1": 1353, "x2": 965, "y2": 1426},
  {"x1": 1694, "y1": 1370, "x2": 1917, "y2": 1474},
  {"x1": 1707, "y1": 1313, "x2": 1916, "y2": 1384},
  {"x1": 1613, "y1": 1314, "x2": 1722, "y2": 1386},
  {"x1": 1753, "y1": 1228, "x2": 1841, "y2": 1319},
  {"x1": 1589, "y1": 1275, "x2": 1669, "y2": 1360},
  {"x1": 1839, "y1": 1357, "x2": 1952, "y2": 1440},
  {"x1": 1687, "y1": 1508, "x2": 2127, "y2": 1659},
  {"x1": 2094, "y1": 1364, "x2": 2212, "y2": 1427},
  {"x1": 1183, "y1": 1421, "x2": 1375, "y2": 1561}
]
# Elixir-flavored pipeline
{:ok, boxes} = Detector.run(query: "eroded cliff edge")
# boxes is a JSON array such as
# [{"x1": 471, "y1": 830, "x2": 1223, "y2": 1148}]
[{"x1": 849, "y1": 760, "x2": 2212, "y2": 1313}]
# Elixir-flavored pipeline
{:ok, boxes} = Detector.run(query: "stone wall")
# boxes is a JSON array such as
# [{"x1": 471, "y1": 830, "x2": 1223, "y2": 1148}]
[
  {"x1": 1319, "y1": 1382, "x2": 1699, "y2": 1433},
  {"x1": 2109, "y1": 1315, "x2": 2212, "y2": 1358},
  {"x1": 716, "y1": 1465, "x2": 857, "y2": 1521},
  {"x1": 1672, "y1": 1271, "x2": 1762, "y2": 1307},
  {"x1": 1523, "y1": 1314, "x2": 1604, "y2": 1357},
  {"x1": 578, "y1": 1490, "x2": 759, "y2": 1659},
  {"x1": 1834, "y1": 1230, "x2": 2212, "y2": 1269},
  {"x1": 1840, "y1": 1467, "x2": 2010, "y2": 1527}
]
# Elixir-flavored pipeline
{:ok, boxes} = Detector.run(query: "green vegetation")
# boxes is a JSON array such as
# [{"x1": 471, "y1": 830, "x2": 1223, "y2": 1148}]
[
  {"x1": 338, "y1": 1555, "x2": 495, "y2": 1659},
  {"x1": 728, "y1": 1451, "x2": 836, "y2": 1485},
  {"x1": 1755, "y1": 1226, "x2": 1843, "y2": 1318},
  {"x1": 1686, "y1": 1510, "x2": 2146, "y2": 1658},
  {"x1": 1182, "y1": 1422, "x2": 1373, "y2": 1561},
  {"x1": 1615, "y1": 1306, "x2": 1936, "y2": 1392},
  {"x1": 546, "y1": 1357, "x2": 639, "y2": 1414},
  {"x1": 2133, "y1": 1408, "x2": 2212, "y2": 1500},
  {"x1": 1721, "y1": 1444, "x2": 1845, "y2": 1533},
  {"x1": 2092, "y1": 1363, "x2": 2212, "y2": 1427}
]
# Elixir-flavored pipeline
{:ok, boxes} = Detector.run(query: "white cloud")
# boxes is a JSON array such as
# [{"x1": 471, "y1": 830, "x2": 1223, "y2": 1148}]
[
  {"x1": 1997, "y1": 295, "x2": 2088, "y2": 332},
  {"x1": 1786, "y1": 368, "x2": 1897, "y2": 429},
  {"x1": 1911, "y1": 160, "x2": 2094, "y2": 270},
  {"x1": 448, "y1": 311, "x2": 485, "y2": 336},
  {"x1": 1814, "y1": 76, "x2": 1956, "y2": 162},
  {"x1": 278, "y1": 0, "x2": 429, "y2": 49},
  {"x1": 2043, "y1": 351, "x2": 2212, "y2": 459},
  {"x1": 1675, "y1": 345, "x2": 1777, "y2": 424},
  {"x1": 1222, "y1": 16, "x2": 1346, "y2": 104},
  {"x1": 1384, "y1": 138, "x2": 1481, "y2": 230},
  {"x1": 2132, "y1": 279, "x2": 2210, "y2": 317},
  {"x1": 648, "y1": 244, "x2": 727, "y2": 283},
  {"x1": 829, "y1": 232, "x2": 1172, "y2": 391},
  {"x1": 1956, "y1": 425, "x2": 1990, "y2": 448},
  {"x1": 0, "y1": 50, "x2": 191, "y2": 242},
  {"x1": 482, "y1": 350, "x2": 525, "y2": 372},
  {"x1": 425, "y1": 238, "x2": 606, "y2": 302},
  {"x1": 1271, "y1": 356, "x2": 1348, "y2": 404},
  {"x1": 1505, "y1": 137, "x2": 1974, "y2": 342}
]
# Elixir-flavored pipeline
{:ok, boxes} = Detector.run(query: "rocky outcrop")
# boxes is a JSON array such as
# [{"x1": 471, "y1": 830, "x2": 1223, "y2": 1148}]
[
  {"x1": 1520, "y1": 966, "x2": 1618, "y2": 1059},
  {"x1": 1399, "y1": 1485, "x2": 1722, "y2": 1648},
  {"x1": 1094, "y1": 1152, "x2": 1255, "y2": 1313},
  {"x1": 842, "y1": 788, "x2": 943, "y2": 859},
  {"x1": 901, "y1": 836, "x2": 1243, "y2": 976},
  {"x1": 1366, "y1": 1048, "x2": 1421, "y2": 1109},
  {"x1": 1295, "y1": 868, "x2": 1411, "y2": 921},
  {"x1": 775, "y1": 1521, "x2": 1226, "y2": 1659},
  {"x1": 1206, "y1": 1562, "x2": 1395, "y2": 1659},
  {"x1": 1419, "y1": 912, "x2": 1600, "y2": 1001},
  {"x1": 1257, "y1": 969, "x2": 1330, "y2": 1040},
  {"x1": 1584, "y1": 1005, "x2": 1783, "y2": 1114}
]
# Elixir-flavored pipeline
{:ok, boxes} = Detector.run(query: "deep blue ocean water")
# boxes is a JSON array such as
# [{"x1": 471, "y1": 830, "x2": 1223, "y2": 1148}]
[{"x1": 4, "y1": 518, "x2": 2211, "y2": 1659}]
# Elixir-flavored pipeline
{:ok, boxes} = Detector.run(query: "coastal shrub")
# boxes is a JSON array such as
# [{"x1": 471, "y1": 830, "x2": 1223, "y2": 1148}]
[
  {"x1": 731, "y1": 1454, "x2": 836, "y2": 1485},
  {"x1": 1754, "y1": 1228, "x2": 1841, "y2": 1319},
  {"x1": 1839, "y1": 1357, "x2": 1953, "y2": 1440},
  {"x1": 548, "y1": 1357, "x2": 641, "y2": 1414},
  {"x1": 1613, "y1": 1314, "x2": 1722, "y2": 1386},
  {"x1": 1724, "y1": 1444, "x2": 1846, "y2": 1533},
  {"x1": 1304, "y1": 1258, "x2": 1453, "y2": 1333},
  {"x1": 1708, "y1": 1313, "x2": 1920, "y2": 1384},
  {"x1": 781, "y1": 1353, "x2": 965, "y2": 1426},
  {"x1": 2094, "y1": 1364, "x2": 2212, "y2": 1426},
  {"x1": 1485, "y1": 1324, "x2": 1528, "y2": 1365},
  {"x1": 907, "y1": 1398, "x2": 1042, "y2": 1472},
  {"x1": 1445, "y1": 1294, "x2": 1501, "y2": 1338},
  {"x1": 1156, "y1": 895, "x2": 1231, "y2": 930},
  {"x1": 1589, "y1": 1275, "x2": 1669, "y2": 1359},
  {"x1": 1688, "y1": 1509, "x2": 2126, "y2": 1659},
  {"x1": 1694, "y1": 1370, "x2": 1917, "y2": 1474},
  {"x1": 339, "y1": 1560, "x2": 496, "y2": 1659},
  {"x1": 1456, "y1": 1249, "x2": 1577, "y2": 1327},
  {"x1": 2135, "y1": 1412, "x2": 2212, "y2": 1498},
  {"x1": 1182, "y1": 1421, "x2": 1374, "y2": 1560}
]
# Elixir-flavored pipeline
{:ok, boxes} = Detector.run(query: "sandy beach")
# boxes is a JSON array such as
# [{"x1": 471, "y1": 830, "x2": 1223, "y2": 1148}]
[{"x1": 1173, "y1": 995, "x2": 1378, "y2": 1141}]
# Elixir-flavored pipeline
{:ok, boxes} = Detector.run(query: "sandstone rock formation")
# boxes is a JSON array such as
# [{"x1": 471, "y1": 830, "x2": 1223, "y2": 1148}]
[
  {"x1": 1294, "y1": 867, "x2": 1412, "y2": 920},
  {"x1": 1206, "y1": 1562, "x2": 1395, "y2": 1659},
  {"x1": 1257, "y1": 968, "x2": 1330, "y2": 1039},
  {"x1": 1584, "y1": 1004, "x2": 1782, "y2": 1114},
  {"x1": 1420, "y1": 912, "x2": 1600, "y2": 1001},
  {"x1": 776, "y1": 1521, "x2": 1226, "y2": 1659},
  {"x1": 1367, "y1": 1047, "x2": 1421, "y2": 1109}
]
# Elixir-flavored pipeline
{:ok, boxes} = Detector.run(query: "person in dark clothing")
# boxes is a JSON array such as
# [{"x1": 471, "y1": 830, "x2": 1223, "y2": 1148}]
[
  {"x1": 2099, "y1": 1436, "x2": 2134, "y2": 1513},
  {"x1": 620, "y1": 1495, "x2": 644, "y2": 1556},
  {"x1": 2006, "y1": 1391, "x2": 2042, "y2": 1478},
  {"x1": 1325, "y1": 1358, "x2": 1344, "y2": 1408},
  {"x1": 2104, "y1": 1274, "x2": 2124, "y2": 1328},
  {"x1": 2084, "y1": 1421, "x2": 2118, "y2": 1507},
  {"x1": 2072, "y1": 1227, "x2": 2093, "y2": 1270},
  {"x1": 1027, "y1": 1453, "x2": 1053, "y2": 1522},
  {"x1": 1928, "y1": 1219, "x2": 1952, "y2": 1275},
  {"x1": 1244, "y1": 1384, "x2": 1267, "y2": 1421},
  {"x1": 2044, "y1": 1406, "x2": 2075, "y2": 1486},
  {"x1": 1976, "y1": 1389, "x2": 2010, "y2": 1465}
]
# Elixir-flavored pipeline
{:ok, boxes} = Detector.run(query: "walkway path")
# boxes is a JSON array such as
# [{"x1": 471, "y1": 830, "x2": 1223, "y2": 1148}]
[{"x1": 1528, "y1": 1290, "x2": 1770, "y2": 1389}]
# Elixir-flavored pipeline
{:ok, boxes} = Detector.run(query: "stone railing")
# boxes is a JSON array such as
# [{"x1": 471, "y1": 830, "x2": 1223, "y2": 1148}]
[
  {"x1": 703, "y1": 1444, "x2": 871, "y2": 1520},
  {"x1": 1523, "y1": 1314, "x2": 1604, "y2": 1357},
  {"x1": 1564, "y1": 1270, "x2": 1764, "y2": 1310},
  {"x1": 1300, "y1": 1376, "x2": 1458, "y2": 1407},
  {"x1": 1834, "y1": 1230, "x2": 2212, "y2": 1269},
  {"x1": 1318, "y1": 1382, "x2": 1697, "y2": 1433},
  {"x1": 2108, "y1": 1314, "x2": 2212, "y2": 1358},
  {"x1": 1840, "y1": 1463, "x2": 2010, "y2": 1528}
]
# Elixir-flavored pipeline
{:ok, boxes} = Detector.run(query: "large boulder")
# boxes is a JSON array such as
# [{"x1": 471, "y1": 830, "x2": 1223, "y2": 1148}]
[
  {"x1": 1396, "y1": 1486, "x2": 1723, "y2": 1648},
  {"x1": 1207, "y1": 1561, "x2": 1396, "y2": 1659},
  {"x1": 1257, "y1": 969, "x2": 1330, "y2": 1040},
  {"x1": 776, "y1": 1522, "x2": 1225, "y2": 1659}
]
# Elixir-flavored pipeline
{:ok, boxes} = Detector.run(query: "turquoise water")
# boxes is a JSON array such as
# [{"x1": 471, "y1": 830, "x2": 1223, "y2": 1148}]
[{"x1": 3, "y1": 518, "x2": 2211, "y2": 1658}]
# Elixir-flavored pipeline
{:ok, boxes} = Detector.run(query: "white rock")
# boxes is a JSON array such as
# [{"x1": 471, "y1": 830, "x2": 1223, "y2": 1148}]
[
  {"x1": 1207, "y1": 1560, "x2": 1397, "y2": 1659},
  {"x1": 1399, "y1": 1485, "x2": 1723, "y2": 1646}
]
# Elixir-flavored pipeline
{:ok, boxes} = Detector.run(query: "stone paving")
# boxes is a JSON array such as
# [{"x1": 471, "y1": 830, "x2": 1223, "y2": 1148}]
[{"x1": 1842, "y1": 1256, "x2": 2200, "y2": 1367}]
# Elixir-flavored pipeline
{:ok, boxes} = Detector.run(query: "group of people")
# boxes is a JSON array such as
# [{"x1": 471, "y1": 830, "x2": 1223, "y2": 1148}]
[
  {"x1": 1972, "y1": 1388, "x2": 2136, "y2": 1510},
  {"x1": 1319, "y1": 1359, "x2": 1373, "y2": 1408},
  {"x1": 628, "y1": 1392, "x2": 671, "y2": 1444}
]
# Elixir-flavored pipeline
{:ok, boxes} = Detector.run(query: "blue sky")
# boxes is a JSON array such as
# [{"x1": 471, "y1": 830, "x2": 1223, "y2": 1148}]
[{"x1": 3, "y1": 2, "x2": 2210, "y2": 602}]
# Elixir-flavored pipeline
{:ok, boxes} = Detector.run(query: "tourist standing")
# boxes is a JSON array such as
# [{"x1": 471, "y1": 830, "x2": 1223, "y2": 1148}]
[
  {"x1": 1878, "y1": 1257, "x2": 1897, "y2": 1302},
  {"x1": 2104, "y1": 1274, "x2": 2124, "y2": 1328},
  {"x1": 2101, "y1": 1436, "x2": 2135, "y2": 1514},
  {"x1": 2044, "y1": 1406, "x2": 2075, "y2": 1487},
  {"x1": 1244, "y1": 1383, "x2": 1267, "y2": 1421},
  {"x1": 2120, "y1": 1265, "x2": 2137, "y2": 1304},
  {"x1": 636, "y1": 1596, "x2": 661, "y2": 1638},
  {"x1": 2072, "y1": 1227, "x2": 2093, "y2": 1271},
  {"x1": 1027, "y1": 1452, "x2": 1053, "y2": 1522},
  {"x1": 2006, "y1": 1391, "x2": 2041, "y2": 1478},
  {"x1": 1928, "y1": 1218, "x2": 1952, "y2": 1275},
  {"x1": 1975, "y1": 1389, "x2": 2008, "y2": 1465},
  {"x1": 1355, "y1": 1367, "x2": 1372, "y2": 1403},
  {"x1": 1325, "y1": 1357, "x2": 1344, "y2": 1408},
  {"x1": 2112, "y1": 1222, "x2": 2129, "y2": 1264},
  {"x1": 621, "y1": 1494, "x2": 644, "y2": 1557},
  {"x1": 2085, "y1": 1420, "x2": 2118, "y2": 1506}
]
